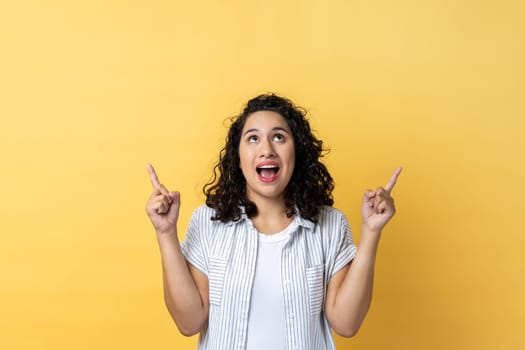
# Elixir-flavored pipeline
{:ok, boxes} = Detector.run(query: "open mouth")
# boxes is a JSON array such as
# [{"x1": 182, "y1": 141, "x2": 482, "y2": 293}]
[{"x1": 256, "y1": 164, "x2": 280, "y2": 181}]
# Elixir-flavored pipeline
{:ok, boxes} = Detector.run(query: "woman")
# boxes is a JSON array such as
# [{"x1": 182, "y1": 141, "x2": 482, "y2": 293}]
[{"x1": 145, "y1": 94, "x2": 402, "y2": 350}]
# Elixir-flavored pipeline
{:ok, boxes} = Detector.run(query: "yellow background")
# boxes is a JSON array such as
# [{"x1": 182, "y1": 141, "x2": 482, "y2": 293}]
[{"x1": 1, "y1": 1, "x2": 523, "y2": 349}]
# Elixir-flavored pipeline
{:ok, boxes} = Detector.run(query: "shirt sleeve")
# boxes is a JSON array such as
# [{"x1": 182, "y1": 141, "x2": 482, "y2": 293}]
[
  {"x1": 180, "y1": 206, "x2": 209, "y2": 276},
  {"x1": 328, "y1": 210, "x2": 358, "y2": 277}
]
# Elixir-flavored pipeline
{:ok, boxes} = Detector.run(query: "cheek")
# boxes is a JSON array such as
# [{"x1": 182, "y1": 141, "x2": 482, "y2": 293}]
[
  {"x1": 287, "y1": 148, "x2": 296, "y2": 170},
  {"x1": 238, "y1": 147, "x2": 251, "y2": 172}
]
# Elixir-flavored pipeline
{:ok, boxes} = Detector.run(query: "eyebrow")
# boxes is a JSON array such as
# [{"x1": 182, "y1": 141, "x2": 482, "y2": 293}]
[{"x1": 242, "y1": 127, "x2": 291, "y2": 137}]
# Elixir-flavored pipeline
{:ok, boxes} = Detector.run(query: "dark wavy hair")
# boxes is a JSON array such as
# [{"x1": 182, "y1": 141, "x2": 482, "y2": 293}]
[{"x1": 203, "y1": 93, "x2": 334, "y2": 223}]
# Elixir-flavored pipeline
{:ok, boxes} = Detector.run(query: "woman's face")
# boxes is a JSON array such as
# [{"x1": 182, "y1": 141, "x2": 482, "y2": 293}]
[{"x1": 239, "y1": 110, "x2": 296, "y2": 204}]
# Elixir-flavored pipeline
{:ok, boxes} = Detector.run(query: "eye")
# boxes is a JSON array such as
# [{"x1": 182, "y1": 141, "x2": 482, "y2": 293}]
[
  {"x1": 273, "y1": 133, "x2": 285, "y2": 142},
  {"x1": 248, "y1": 135, "x2": 259, "y2": 143}
]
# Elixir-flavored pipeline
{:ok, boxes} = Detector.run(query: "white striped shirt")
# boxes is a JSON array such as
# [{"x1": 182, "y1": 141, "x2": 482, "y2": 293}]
[{"x1": 180, "y1": 205, "x2": 357, "y2": 350}]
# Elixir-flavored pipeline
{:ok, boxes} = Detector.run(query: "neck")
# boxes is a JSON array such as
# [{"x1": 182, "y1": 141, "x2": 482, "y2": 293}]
[
  {"x1": 248, "y1": 196, "x2": 294, "y2": 234},
  {"x1": 255, "y1": 197, "x2": 286, "y2": 215}
]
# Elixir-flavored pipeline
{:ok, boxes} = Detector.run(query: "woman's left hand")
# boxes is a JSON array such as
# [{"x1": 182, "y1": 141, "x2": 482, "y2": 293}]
[{"x1": 361, "y1": 167, "x2": 402, "y2": 233}]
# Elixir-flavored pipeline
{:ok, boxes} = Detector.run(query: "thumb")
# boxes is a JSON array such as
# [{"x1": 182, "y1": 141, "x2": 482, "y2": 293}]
[
  {"x1": 362, "y1": 190, "x2": 375, "y2": 208},
  {"x1": 169, "y1": 191, "x2": 181, "y2": 202},
  {"x1": 363, "y1": 190, "x2": 375, "y2": 200}
]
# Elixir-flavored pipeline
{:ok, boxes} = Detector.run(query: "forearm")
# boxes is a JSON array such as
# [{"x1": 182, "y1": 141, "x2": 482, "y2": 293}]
[
  {"x1": 331, "y1": 226, "x2": 381, "y2": 336},
  {"x1": 157, "y1": 232, "x2": 207, "y2": 335}
]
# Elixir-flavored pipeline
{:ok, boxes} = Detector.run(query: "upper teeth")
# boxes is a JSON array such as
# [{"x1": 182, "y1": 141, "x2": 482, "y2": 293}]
[{"x1": 259, "y1": 165, "x2": 278, "y2": 168}]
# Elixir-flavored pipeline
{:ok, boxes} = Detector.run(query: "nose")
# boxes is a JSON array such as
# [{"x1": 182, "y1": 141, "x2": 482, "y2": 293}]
[{"x1": 259, "y1": 137, "x2": 276, "y2": 158}]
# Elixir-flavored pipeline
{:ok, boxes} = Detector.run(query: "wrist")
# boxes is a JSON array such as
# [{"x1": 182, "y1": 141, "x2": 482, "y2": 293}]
[
  {"x1": 359, "y1": 224, "x2": 382, "y2": 248},
  {"x1": 156, "y1": 229, "x2": 179, "y2": 242},
  {"x1": 361, "y1": 224, "x2": 382, "y2": 237}
]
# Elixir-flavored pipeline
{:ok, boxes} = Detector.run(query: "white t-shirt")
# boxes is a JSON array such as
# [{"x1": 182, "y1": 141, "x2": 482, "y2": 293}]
[{"x1": 245, "y1": 225, "x2": 294, "y2": 350}]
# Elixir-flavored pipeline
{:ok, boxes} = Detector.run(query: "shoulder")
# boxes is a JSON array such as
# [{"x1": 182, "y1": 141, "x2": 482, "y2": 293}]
[
  {"x1": 189, "y1": 204, "x2": 236, "y2": 231},
  {"x1": 187, "y1": 205, "x2": 216, "y2": 229},
  {"x1": 313, "y1": 206, "x2": 353, "y2": 246},
  {"x1": 316, "y1": 206, "x2": 348, "y2": 227},
  {"x1": 191, "y1": 204, "x2": 216, "y2": 218}
]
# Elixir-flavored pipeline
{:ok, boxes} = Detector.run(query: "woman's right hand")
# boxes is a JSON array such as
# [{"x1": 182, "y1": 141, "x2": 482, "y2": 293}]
[{"x1": 145, "y1": 163, "x2": 181, "y2": 236}]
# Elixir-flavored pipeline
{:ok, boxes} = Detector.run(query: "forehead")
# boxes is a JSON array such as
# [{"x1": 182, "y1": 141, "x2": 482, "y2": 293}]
[{"x1": 242, "y1": 110, "x2": 291, "y2": 132}]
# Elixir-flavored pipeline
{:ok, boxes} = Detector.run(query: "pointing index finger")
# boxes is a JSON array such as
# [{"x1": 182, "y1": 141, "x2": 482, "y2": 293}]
[
  {"x1": 147, "y1": 163, "x2": 161, "y2": 189},
  {"x1": 385, "y1": 166, "x2": 402, "y2": 194}
]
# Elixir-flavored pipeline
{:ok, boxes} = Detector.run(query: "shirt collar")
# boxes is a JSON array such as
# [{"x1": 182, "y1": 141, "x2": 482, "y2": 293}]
[
  {"x1": 224, "y1": 206, "x2": 248, "y2": 227},
  {"x1": 224, "y1": 206, "x2": 315, "y2": 231},
  {"x1": 294, "y1": 214, "x2": 315, "y2": 231}
]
